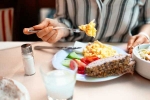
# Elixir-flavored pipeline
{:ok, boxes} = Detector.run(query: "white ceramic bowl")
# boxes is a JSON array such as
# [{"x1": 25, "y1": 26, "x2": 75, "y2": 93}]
[{"x1": 132, "y1": 44, "x2": 150, "y2": 79}]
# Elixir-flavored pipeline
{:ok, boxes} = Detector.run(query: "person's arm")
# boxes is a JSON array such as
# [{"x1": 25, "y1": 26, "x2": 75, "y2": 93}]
[
  {"x1": 138, "y1": 24, "x2": 150, "y2": 39},
  {"x1": 54, "y1": 0, "x2": 73, "y2": 38},
  {"x1": 23, "y1": 0, "x2": 71, "y2": 43},
  {"x1": 127, "y1": 0, "x2": 150, "y2": 54}
]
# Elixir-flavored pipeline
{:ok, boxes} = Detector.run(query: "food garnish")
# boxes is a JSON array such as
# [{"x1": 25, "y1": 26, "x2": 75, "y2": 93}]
[
  {"x1": 62, "y1": 51, "x2": 100, "y2": 74},
  {"x1": 83, "y1": 40, "x2": 117, "y2": 58},
  {"x1": 79, "y1": 19, "x2": 97, "y2": 38},
  {"x1": 62, "y1": 59, "x2": 72, "y2": 67},
  {"x1": 73, "y1": 59, "x2": 86, "y2": 74},
  {"x1": 67, "y1": 51, "x2": 81, "y2": 59},
  {"x1": 80, "y1": 56, "x2": 99, "y2": 65}
]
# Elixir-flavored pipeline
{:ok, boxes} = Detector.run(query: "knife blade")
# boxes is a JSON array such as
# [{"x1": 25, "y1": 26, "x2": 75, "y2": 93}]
[{"x1": 34, "y1": 46, "x2": 82, "y2": 50}]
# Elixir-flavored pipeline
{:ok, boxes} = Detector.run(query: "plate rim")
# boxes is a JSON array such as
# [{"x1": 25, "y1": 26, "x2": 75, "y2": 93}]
[{"x1": 12, "y1": 79, "x2": 30, "y2": 100}]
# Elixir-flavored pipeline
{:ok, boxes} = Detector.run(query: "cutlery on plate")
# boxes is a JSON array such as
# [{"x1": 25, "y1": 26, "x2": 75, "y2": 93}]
[
  {"x1": 28, "y1": 27, "x2": 83, "y2": 33},
  {"x1": 34, "y1": 46, "x2": 82, "y2": 50}
]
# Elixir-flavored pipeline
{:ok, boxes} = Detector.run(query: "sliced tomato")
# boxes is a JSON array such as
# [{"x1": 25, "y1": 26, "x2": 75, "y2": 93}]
[
  {"x1": 69, "y1": 60, "x2": 76, "y2": 70},
  {"x1": 74, "y1": 59, "x2": 86, "y2": 74},
  {"x1": 78, "y1": 70, "x2": 85, "y2": 74},
  {"x1": 80, "y1": 56, "x2": 99, "y2": 65},
  {"x1": 80, "y1": 57, "x2": 90, "y2": 65}
]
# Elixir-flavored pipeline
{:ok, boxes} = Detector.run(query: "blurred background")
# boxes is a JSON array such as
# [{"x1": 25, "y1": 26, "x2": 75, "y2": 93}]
[{"x1": 0, "y1": 0, "x2": 56, "y2": 41}]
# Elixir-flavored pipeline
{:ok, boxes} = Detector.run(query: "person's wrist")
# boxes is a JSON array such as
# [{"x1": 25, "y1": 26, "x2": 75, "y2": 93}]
[
  {"x1": 64, "y1": 31, "x2": 70, "y2": 37},
  {"x1": 139, "y1": 32, "x2": 150, "y2": 40}
]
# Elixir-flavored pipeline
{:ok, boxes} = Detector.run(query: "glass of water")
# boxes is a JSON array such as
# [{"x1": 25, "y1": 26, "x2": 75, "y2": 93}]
[{"x1": 40, "y1": 60, "x2": 77, "y2": 100}]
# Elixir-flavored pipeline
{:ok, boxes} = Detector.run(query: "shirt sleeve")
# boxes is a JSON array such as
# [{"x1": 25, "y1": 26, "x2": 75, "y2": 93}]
[
  {"x1": 143, "y1": 0, "x2": 150, "y2": 24},
  {"x1": 54, "y1": 0, "x2": 81, "y2": 42},
  {"x1": 54, "y1": 0, "x2": 72, "y2": 28}
]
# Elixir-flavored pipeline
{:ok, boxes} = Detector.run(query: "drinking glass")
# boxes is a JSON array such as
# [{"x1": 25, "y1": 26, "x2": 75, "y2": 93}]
[{"x1": 40, "y1": 61, "x2": 77, "y2": 100}]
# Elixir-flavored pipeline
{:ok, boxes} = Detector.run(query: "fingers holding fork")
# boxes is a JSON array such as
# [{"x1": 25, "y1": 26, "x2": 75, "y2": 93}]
[
  {"x1": 24, "y1": 27, "x2": 83, "y2": 35},
  {"x1": 25, "y1": 27, "x2": 63, "y2": 34},
  {"x1": 23, "y1": 26, "x2": 54, "y2": 35}
]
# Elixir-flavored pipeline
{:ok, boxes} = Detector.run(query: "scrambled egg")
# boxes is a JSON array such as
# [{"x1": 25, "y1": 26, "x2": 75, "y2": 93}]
[
  {"x1": 79, "y1": 19, "x2": 97, "y2": 38},
  {"x1": 83, "y1": 40, "x2": 117, "y2": 58}
]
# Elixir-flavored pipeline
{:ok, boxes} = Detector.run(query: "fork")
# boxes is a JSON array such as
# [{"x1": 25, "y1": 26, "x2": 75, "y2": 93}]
[{"x1": 28, "y1": 27, "x2": 83, "y2": 33}]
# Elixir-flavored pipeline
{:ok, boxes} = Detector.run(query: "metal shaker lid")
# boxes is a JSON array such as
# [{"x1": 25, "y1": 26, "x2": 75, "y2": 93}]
[{"x1": 21, "y1": 44, "x2": 32, "y2": 54}]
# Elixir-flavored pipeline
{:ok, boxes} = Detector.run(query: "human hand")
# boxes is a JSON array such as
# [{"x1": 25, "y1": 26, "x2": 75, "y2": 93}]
[
  {"x1": 127, "y1": 34, "x2": 150, "y2": 54},
  {"x1": 23, "y1": 18, "x2": 69, "y2": 43}
]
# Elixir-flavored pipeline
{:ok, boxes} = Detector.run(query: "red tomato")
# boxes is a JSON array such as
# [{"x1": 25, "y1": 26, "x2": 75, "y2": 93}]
[
  {"x1": 69, "y1": 60, "x2": 76, "y2": 70},
  {"x1": 78, "y1": 70, "x2": 85, "y2": 74},
  {"x1": 74, "y1": 59, "x2": 86, "y2": 74},
  {"x1": 80, "y1": 58, "x2": 90, "y2": 65},
  {"x1": 80, "y1": 56, "x2": 99, "y2": 65}
]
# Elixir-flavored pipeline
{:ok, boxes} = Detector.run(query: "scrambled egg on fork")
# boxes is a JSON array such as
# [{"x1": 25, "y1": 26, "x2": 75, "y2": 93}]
[
  {"x1": 79, "y1": 19, "x2": 97, "y2": 38},
  {"x1": 83, "y1": 40, "x2": 117, "y2": 58}
]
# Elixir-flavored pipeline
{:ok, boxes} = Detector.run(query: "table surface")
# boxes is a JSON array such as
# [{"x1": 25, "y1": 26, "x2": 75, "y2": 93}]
[{"x1": 0, "y1": 41, "x2": 150, "y2": 100}]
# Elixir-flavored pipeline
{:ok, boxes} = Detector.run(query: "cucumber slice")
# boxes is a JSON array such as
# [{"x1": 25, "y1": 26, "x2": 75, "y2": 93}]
[
  {"x1": 64, "y1": 58, "x2": 72, "y2": 60},
  {"x1": 61, "y1": 59, "x2": 71, "y2": 67},
  {"x1": 67, "y1": 51, "x2": 81, "y2": 59}
]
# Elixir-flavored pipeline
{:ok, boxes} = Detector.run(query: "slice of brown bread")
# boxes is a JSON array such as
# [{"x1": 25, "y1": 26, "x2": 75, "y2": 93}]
[
  {"x1": 0, "y1": 77, "x2": 25, "y2": 100},
  {"x1": 85, "y1": 54, "x2": 135, "y2": 77}
]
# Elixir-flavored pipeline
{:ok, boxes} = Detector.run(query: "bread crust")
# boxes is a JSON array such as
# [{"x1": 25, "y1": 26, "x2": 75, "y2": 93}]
[
  {"x1": 85, "y1": 54, "x2": 135, "y2": 77},
  {"x1": 0, "y1": 77, "x2": 25, "y2": 100}
]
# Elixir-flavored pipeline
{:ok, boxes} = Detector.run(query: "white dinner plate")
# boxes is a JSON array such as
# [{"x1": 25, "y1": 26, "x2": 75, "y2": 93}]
[{"x1": 52, "y1": 42, "x2": 127, "y2": 82}]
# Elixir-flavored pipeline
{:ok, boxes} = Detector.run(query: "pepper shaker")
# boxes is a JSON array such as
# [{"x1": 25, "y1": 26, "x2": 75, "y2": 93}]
[{"x1": 21, "y1": 44, "x2": 36, "y2": 76}]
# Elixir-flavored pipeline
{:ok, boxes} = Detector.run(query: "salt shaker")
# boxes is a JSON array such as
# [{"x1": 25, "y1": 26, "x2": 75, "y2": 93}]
[{"x1": 21, "y1": 44, "x2": 36, "y2": 76}]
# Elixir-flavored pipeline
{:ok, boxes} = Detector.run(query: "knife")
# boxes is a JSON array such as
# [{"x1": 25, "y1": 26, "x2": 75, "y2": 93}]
[{"x1": 34, "y1": 46, "x2": 82, "y2": 50}]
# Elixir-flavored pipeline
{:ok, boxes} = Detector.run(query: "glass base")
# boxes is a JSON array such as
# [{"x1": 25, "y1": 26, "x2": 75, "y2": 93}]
[{"x1": 48, "y1": 96, "x2": 73, "y2": 100}]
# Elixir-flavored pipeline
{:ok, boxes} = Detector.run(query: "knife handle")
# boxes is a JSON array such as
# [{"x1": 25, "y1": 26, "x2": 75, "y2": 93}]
[
  {"x1": 34, "y1": 46, "x2": 82, "y2": 50},
  {"x1": 34, "y1": 46, "x2": 55, "y2": 50}
]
